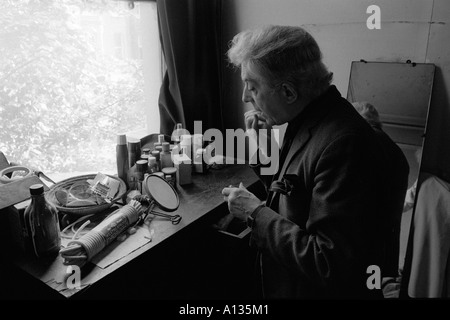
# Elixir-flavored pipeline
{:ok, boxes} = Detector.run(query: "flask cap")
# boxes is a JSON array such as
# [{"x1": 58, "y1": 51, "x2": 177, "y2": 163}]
[
  {"x1": 136, "y1": 160, "x2": 148, "y2": 172},
  {"x1": 30, "y1": 184, "x2": 44, "y2": 196},
  {"x1": 162, "y1": 142, "x2": 170, "y2": 152},
  {"x1": 117, "y1": 134, "x2": 127, "y2": 145}
]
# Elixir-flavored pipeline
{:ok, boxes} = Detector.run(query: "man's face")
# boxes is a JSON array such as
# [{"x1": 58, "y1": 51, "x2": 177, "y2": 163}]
[{"x1": 240, "y1": 64, "x2": 283, "y2": 126}]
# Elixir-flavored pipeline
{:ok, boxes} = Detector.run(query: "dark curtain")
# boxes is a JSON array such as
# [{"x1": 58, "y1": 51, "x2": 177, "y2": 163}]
[{"x1": 157, "y1": 0, "x2": 224, "y2": 136}]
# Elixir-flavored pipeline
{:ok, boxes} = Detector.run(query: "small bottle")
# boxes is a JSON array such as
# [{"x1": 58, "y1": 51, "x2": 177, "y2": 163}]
[
  {"x1": 116, "y1": 134, "x2": 129, "y2": 188},
  {"x1": 160, "y1": 142, "x2": 173, "y2": 169},
  {"x1": 153, "y1": 141, "x2": 162, "y2": 151},
  {"x1": 23, "y1": 184, "x2": 61, "y2": 258},
  {"x1": 140, "y1": 153, "x2": 150, "y2": 163},
  {"x1": 127, "y1": 164, "x2": 136, "y2": 190},
  {"x1": 162, "y1": 167, "x2": 177, "y2": 189},
  {"x1": 151, "y1": 150, "x2": 161, "y2": 172},
  {"x1": 141, "y1": 148, "x2": 151, "y2": 159},
  {"x1": 173, "y1": 153, "x2": 192, "y2": 185},
  {"x1": 147, "y1": 156, "x2": 158, "y2": 173},
  {"x1": 135, "y1": 160, "x2": 148, "y2": 193}
]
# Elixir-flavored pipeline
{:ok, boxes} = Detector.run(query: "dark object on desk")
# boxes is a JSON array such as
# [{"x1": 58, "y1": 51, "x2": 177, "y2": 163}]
[
  {"x1": 116, "y1": 134, "x2": 129, "y2": 189},
  {"x1": 45, "y1": 174, "x2": 126, "y2": 216},
  {"x1": 0, "y1": 175, "x2": 50, "y2": 256},
  {"x1": 142, "y1": 173, "x2": 179, "y2": 212},
  {"x1": 60, "y1": 200, "x2": 143, "y2": 267},
  {"x1": 23, "y1": 184, "x2": 61, "y2": 258}
]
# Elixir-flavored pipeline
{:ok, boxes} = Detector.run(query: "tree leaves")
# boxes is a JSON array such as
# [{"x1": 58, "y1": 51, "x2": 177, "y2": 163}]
[{"x1": 0, "y1": 0, "x2": 146, "y2": 174}]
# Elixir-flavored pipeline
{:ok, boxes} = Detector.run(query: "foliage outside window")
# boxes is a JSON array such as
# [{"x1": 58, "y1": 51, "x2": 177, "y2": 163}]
[{"x1": 0, "y1": 0, "x2": 161, "y2": 180}]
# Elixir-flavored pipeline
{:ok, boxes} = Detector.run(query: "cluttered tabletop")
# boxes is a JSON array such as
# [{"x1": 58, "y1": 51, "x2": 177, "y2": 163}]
[{"x1": 0, "y1": 131, "x2": 259, "y2": 299}]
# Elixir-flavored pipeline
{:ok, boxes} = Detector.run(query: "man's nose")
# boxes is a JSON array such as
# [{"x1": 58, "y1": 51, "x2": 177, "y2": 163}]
[{"x1": 242, "y1": 87, "x2": 253, "y2": 103}]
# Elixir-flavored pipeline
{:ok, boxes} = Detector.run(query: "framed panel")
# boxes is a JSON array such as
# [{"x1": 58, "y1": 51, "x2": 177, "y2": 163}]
[{"x1": 347, "y1": 61, "x2": 435, "y2": 128}]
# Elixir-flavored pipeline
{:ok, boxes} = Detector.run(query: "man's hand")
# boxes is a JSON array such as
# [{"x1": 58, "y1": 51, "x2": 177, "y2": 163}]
[
  {"x1": 222, "y1": 182, "x2": 264, "y2": 221},
  {"x1": 244, "y1": 110, "x2": 275, "y2": 163},
  {"x1": 244, "y1": 110, "x2": 271, "y2": 132}
]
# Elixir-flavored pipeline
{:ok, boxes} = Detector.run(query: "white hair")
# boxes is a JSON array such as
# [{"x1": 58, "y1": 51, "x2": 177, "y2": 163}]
[{"x1": 227, "y1": 25, "x2": 333, "y2": 102}]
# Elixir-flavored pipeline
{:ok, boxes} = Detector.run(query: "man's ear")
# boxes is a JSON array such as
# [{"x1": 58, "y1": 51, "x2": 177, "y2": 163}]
[{"x1": 281, "y1": 83, "x2": 298, "y2": 104}]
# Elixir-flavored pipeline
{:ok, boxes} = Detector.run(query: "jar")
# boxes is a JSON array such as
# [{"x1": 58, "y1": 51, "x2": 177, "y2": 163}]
[{"x1": 162, "y1": 167, "x2": 177, "y2": 189}]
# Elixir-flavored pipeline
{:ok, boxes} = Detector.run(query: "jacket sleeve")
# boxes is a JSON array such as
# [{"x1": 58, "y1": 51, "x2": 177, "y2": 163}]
[{"x1": 249, "y1": 133, "x2": 384, "y2": 289}]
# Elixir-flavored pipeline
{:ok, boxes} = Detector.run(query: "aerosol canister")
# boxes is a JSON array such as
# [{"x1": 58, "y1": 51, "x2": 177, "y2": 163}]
[{"x1": 116, "y1": 134, "x2": 129, "y2": 188}]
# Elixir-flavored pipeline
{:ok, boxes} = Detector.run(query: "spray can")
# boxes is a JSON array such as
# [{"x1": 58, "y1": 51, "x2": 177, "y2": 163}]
[
  {"x1": 127, "y1": 139, "x2": 141, "y2": 169},
  {"x1": 116, "y1": 134, "x2": 129, "y2": 188}
]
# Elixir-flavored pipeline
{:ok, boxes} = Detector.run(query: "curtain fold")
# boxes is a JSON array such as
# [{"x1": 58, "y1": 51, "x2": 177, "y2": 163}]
[{"x1": 157, "y1": 0, "x2": 224, "y2": 136}]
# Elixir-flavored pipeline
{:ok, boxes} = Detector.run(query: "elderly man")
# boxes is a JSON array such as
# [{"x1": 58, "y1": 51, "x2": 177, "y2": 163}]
[{"x1": 222, "y1": 25, "x2": 402, "y2": 299}]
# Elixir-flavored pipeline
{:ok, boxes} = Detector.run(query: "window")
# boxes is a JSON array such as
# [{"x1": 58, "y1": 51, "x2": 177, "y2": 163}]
[{"x1": 0, "y1": 0, "x2": 162, "y2": 181}]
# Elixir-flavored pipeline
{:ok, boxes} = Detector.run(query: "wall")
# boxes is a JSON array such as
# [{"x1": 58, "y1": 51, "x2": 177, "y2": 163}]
[{"x1": 221, "y1": 0, "x2": 450, "y2": 180}]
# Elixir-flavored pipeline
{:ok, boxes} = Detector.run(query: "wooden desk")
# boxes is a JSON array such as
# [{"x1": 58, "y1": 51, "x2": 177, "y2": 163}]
[{"x1": 3, "y1": 164, "x2": 261, "y2": 299}]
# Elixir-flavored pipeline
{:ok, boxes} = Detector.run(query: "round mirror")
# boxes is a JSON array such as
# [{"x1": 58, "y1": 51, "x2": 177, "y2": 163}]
[{"x1": 143, "y1": 173, "x2": 179, "y2": 212}]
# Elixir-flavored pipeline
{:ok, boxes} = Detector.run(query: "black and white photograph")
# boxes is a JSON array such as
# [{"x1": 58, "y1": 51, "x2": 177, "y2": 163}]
[{"x1": 0, "y1": 0, "x2": 449, "y2": 311}]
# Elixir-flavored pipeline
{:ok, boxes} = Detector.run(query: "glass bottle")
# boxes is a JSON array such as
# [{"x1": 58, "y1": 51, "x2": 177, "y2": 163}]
[
  {"x1": 24, "y1": 184, "x2": 61, "y2": 258},
  {"x1": 160, "y1": 142, "x2": 174, "y2": 169},
  {"x1": 135, "y1": 160, "x2": 148, "y2": 193},
  {"x1": 151, "y1": 150, "x2": 161, "y2": 172},
  {"x1": 147, "y1": 156, "x2": 158, "y2": 173}
]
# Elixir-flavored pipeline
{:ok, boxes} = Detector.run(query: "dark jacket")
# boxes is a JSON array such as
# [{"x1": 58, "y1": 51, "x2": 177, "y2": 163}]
[{"x1": 250, "y1": 85, "x2": 404, "y2": 299}]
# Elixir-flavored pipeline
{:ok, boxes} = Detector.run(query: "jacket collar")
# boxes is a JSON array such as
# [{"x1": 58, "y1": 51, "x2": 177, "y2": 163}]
[
  {"x1": 266, "y1": 85, "x2": 342, "y2": 208},
  {"x1": 281, "y1": 85, "x2": 342, "y2": 173}
]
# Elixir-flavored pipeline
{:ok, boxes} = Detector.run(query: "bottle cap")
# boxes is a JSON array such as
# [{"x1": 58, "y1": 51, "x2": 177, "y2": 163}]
[
  {"x1": 158, "y1": 134, "x2": 165, "y2": 144},
  {"x1": 128, "y1": 140, "x2": 141, "y2": 150},
  {"x1": 142, "y1": 148, "x2": 151, "y2": 155},
  {"x1": 162, "y1": 142, "x2": 170, "y2": 152},
  {"x1": 30, "y1": 184, "x2": 44, "y2": 196},
  {"x1": 136, "y1": 160, "x2": 148, "y2": 173},
  {"x1": 117, "y1": 134, "x2": 127, "y2": 145},
  {"x1": 155, "y1": 146, "x2": 163, "y2": 152},
  {"x1": 148, "y1": 156, "x2": 156, "y2": 165}
]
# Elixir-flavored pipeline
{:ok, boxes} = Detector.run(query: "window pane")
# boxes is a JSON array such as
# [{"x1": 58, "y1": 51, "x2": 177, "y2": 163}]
[{"x1": 0, "y1": 0, "x2": 161, "y2": 180}]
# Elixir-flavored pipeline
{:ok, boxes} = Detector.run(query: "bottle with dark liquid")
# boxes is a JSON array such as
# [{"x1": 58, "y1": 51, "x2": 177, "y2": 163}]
[{"x1": 24, "y1": 184, "x2": 61, "y2": 258}]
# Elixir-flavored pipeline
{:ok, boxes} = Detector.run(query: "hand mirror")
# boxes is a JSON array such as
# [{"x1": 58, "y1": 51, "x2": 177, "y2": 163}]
[{"x1": 141, "y1": 173, "x2": 181, "y2": 224}]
